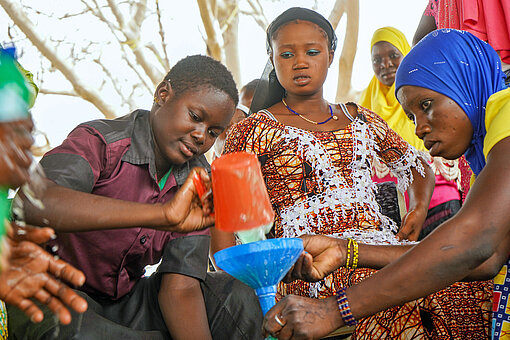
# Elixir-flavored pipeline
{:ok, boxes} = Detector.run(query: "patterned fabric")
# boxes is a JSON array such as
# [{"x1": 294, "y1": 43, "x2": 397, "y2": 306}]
[
  {"x1": 424, "y1": 0, "x2": 510, "y2": 64},
  {"x1": 0, "y1": 301, "x2": 6, "y2": 339},
  {"x1": 424, "y1": 0, "x2": 460, "y2": 31},
  {"x1": 483, "y1": 88, "x2": 510, "y2": 340},
  {"x1": 492, "y1": 259, "x2": 510, "y2": 339},
  {"x1": 458, "y1": 155, "x2": 473, "y2": 203},
  {"x1": 224, "y1": 104, "x2": 492, "y2": 339}
]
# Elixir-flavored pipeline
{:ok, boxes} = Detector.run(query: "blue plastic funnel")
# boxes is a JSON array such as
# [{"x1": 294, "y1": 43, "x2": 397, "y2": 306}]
[{"x1": 214, "y1": 238, "x2": 303, "y2": 315}]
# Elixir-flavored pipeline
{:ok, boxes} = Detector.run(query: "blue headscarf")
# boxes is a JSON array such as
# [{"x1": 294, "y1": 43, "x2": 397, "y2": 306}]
[{"x1": 395, "y1": 29, "x2": 506, "y2": 176}]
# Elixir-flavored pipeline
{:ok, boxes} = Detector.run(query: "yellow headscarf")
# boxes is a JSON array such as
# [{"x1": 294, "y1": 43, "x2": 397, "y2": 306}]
[{"x1": 359, "y1": 27, "x2": 425, "y2": 150}]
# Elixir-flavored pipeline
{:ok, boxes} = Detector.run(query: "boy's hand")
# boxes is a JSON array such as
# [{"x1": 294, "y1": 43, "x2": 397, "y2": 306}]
[
  {"x1": 0, "y1": 225, "x2": 88, "y2": 324},
  {"x1": 283, "y1": 235, "x2": 346, "y2": 283},
  {"x1": 162, "y1": 167, "x2": 215, "y2": 233}
]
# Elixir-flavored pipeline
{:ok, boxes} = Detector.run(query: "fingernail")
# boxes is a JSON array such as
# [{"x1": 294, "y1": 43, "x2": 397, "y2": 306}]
[{"x1": 50, "y1": 233, "x2": 57, "y2": 240}]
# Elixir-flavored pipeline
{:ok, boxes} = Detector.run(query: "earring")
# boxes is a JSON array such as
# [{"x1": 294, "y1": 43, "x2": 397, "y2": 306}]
[{"x1": 154, "y1": 96, "x2": 159, "y2": 104}]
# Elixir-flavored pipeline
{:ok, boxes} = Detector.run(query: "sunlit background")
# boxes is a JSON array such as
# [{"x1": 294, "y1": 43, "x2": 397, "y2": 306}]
[{"x1": 1, "y1": 0, "x2": 424, "y2": 148}]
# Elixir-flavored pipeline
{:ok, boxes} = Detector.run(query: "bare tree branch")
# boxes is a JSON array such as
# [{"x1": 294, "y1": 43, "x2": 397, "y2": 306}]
[
  {"x1": 92, "y1": 58, "x2": 136, "y2": 109},
  {"x1": 106, "y1": 0, "x2": 125, "y2": 29},
  {"x1": 79, "y1": 0, "x2": 160, "y2": 91},
  {"x1": 38, "y1": 89, "x2": 79, "y2": 97},
  {"x1": 244, "y1": 0, "x2": 268, "y2": 30},
  {"x1": 146, "y1": 43, "x2": 168, "y2": 71},
  {"x1": 0, "y1": 0, "x2": 117, "y2": 118},
  {"x1": 328, "y1": 0, "x2": 346, "y2": 29},
  {"x1": 218, "y1": 0, "x2": 241, "y2": 84},
  {"x1": 105, "y1": 0, "x2": 163, "y2": 86},
  {"x1": 332, "y1": 0, "x2": 360, "y2": 102},
  {"x1": 155, "y1": 0, "x2": 170, "y2": 70},
  {"x1": 58, "y1": 8, "x2": 93, "y2": 20},
  {"x1": 196, "y1": 0, "x2": 222, "y2": 61},
  {"x1": 122, "y1": 54, "x2": 154, "y2": 94}
]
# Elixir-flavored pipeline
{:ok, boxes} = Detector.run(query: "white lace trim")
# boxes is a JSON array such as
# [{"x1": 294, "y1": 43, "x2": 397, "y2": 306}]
[
  {"x1": 277, "y1": 116, "x2": 425, "y2": 242},
  {"x1": 429, "y1": 156, "x2": 463, "y2": 191},
  {"x1": 374, "y1": 153, "x2": 462, "y2": 192},
  {"x1": 387, "y1": 147, "x2": 426, "y2": 194}
]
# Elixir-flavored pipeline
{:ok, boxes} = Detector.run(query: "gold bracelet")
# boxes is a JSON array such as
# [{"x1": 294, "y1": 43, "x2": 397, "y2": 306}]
[
  {"x1": 352, "y1": 239, "x2": 359, "y2": 269},
  {"x1": 346, "y1": 238, "x2": 352, "y2": 268}
]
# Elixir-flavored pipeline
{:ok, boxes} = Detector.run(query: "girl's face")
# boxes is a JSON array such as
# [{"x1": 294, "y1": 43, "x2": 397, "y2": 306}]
[
  {"x1": 271, "y1": 20, "x2": 334, "y2": 97},
  {"x1": 371, "y1": 41, "x2": 404, "y2": 87},
  {"x1": 397, "y1": 85, "x2": 474, "y2": 159},
  {"x1": 152, "y1": 82, "x2": 235, "y2": 165}
]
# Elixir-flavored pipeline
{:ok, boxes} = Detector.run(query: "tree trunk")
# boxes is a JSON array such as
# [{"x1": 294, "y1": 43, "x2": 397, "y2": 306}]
[
  {"x1": 219, "y1": 1, "x2": 241, "y2": 85},
  {"x1": 197, "y1": 0, "x2": 223, "y2": 61},
  {"x1": 329, "y1": 0, "x2": 360, "y2": 103}
]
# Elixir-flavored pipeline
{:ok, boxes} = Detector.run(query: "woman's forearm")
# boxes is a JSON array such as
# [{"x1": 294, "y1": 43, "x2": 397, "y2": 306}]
[
  {"x1": 356, "y1": 243, "x2": 412, "y2": 269},
  {"x1": 345, "y1": 140, "x2": 510, "y2": 320},
  {"x1": 406, "y1": 157, "x2": 434, "y2": 212},
  {"x1": 347, "y1": 220, "x2": 493, "y2": 320}
]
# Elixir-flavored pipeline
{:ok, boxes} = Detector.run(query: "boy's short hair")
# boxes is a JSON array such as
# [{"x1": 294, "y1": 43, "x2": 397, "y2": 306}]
[{"x1": 164, "y1": 55, "x2": 239, "y2": 105}]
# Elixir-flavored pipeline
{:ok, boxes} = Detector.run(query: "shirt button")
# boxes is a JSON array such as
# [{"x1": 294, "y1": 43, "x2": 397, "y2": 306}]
[{"x1": 140, "y1": 235, "x2": 147, "y2": 244}]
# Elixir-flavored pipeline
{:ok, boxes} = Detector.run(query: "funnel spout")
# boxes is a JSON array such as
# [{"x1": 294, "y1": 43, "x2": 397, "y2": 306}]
[{"x1": 255, "y1": 285, "x2": 277, "y2": 315}]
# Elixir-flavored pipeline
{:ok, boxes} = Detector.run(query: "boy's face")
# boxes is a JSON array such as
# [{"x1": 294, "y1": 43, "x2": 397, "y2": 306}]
[{"x1": 152, "y1": 84, "x2": 235, "y2": 165}]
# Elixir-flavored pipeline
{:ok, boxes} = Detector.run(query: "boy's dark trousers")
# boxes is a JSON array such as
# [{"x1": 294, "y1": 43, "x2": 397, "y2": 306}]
[{"x1": 7, "y1": 270, "x2": 263, "y2": 340}]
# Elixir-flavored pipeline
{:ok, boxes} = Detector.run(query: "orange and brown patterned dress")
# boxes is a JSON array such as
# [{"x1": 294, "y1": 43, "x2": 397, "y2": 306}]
[{"x1": 224, "y1": 104, "x2": 492, "y2": 339}]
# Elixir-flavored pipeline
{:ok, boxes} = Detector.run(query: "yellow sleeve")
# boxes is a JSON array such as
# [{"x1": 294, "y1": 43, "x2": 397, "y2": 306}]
[{"x1": 483, "y1": 88, "x2": 510, "y2": 159}]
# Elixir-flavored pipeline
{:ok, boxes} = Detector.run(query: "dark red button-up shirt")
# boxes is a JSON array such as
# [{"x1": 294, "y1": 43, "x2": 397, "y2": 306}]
[{"x1": 41, "y1": 110, "x2": 210, "y2": 300}]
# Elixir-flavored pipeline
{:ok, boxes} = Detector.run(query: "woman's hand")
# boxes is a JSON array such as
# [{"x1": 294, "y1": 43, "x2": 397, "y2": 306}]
[
  {"x1": 161, "y1": 167, "x2": 215, "y2": 233},
  {"x1": 396, "y1": 207, "x2": 427, "y2": 241},
  {"x1": 0, "y1": 119, "x2": 34, "y2": 188},
  {"x1": 262, "y1": 295, "x2": 343, "y2": 340},
  {"x1": 0, "y1": 222, "x2": 88, "y2": 324},
  {"x1": 283, "y1": 235, "x2": 346, "y2": 283}
]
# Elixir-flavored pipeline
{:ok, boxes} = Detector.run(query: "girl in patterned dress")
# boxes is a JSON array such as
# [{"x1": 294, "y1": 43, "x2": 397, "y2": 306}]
[{"x1": 223, "y1": 7, "x2": 492, "y2": 339}]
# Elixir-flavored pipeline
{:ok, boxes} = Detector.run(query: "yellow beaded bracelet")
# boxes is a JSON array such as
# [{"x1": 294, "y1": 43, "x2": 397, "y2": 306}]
[
  {"x1": 352, "y1": 239, "x2": 359, "y2": 269},
  {"x1": 346, "y1": 238, "x2": 352, "y2": 268}
]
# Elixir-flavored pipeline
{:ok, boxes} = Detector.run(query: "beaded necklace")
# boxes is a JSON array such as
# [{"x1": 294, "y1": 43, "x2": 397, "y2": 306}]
[{"x1": 282, "y1": 98, "x2": 338, "y2": 125}]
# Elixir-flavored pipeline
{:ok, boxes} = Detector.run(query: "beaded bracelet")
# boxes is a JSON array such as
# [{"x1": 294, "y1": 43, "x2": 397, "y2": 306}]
[
  {"x1": 335, "y1": 287, "x2": 357, "y2": 326},
  {"x1": 345, "y1": 238, "x2": 352, "y2": 268},
  {"x1": 351, "y1": 239, "x2": 359, "y2": 269}
]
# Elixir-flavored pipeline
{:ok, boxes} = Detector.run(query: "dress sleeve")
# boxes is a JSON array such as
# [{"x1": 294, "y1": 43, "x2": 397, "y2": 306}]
[
  {"x1": 484, "y1": 88, "x2": 510, "y2": 158},
  {"x1": 223, "y1": 113, "x2": 274, "y2": 157},
  {"x1": 40, "y1": 124, "x2": 107, "y2": 193},
  {"x1": 364, "y1": 109, "x2": 426, "y2": 193}
]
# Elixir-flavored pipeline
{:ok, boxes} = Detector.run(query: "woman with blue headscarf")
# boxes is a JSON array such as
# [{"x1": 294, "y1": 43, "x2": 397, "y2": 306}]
[{"x1": 262, "y1": 29, "x2": 510, "y2": 340}]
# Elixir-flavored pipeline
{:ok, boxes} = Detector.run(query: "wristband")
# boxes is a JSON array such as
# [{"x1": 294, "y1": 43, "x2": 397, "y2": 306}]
[
  {"x1": 335, "y1": 287, "x2": 357, "y2": 326},
  {"x1": 351, "y1": 239, "x2": 359, "y2": 269},
  {"x1": 346, "y1": 238, "x2": 352, "y2": 268}
]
